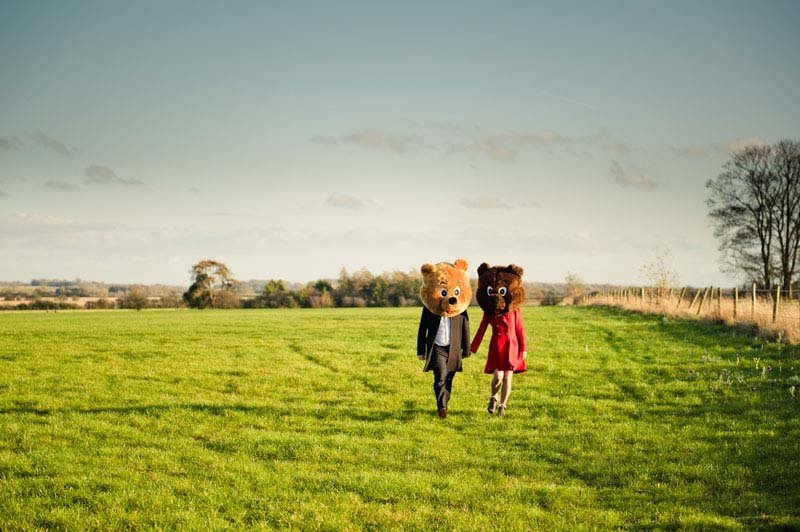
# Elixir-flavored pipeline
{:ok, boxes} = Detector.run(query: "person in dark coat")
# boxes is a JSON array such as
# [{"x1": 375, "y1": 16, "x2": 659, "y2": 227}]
[{"x1": 416, "y1": 259, "x2": 472, "y2": 418}]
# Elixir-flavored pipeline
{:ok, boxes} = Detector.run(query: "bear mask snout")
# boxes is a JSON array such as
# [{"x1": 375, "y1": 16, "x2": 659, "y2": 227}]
[
  {"x1": 492, "y1": 295, "x2": 506, "y2": 313},
  {"x1": 448, "y1": 296, "x2": 457, "y2": 305}
]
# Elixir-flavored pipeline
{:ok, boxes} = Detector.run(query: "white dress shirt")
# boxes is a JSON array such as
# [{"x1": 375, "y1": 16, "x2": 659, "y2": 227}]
[{"x1": 434, "y1": 316, "x2": 451, "y2": 346}]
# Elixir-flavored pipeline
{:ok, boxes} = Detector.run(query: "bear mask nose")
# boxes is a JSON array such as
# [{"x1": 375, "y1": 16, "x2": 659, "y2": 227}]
[{"x1": 448, "y1": 297, "x2": 457, "y2": 305}]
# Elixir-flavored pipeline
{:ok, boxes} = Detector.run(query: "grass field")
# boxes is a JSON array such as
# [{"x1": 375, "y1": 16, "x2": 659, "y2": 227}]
[{"x1": 1, "y1": 307, "x2": 799, "y2": 530}]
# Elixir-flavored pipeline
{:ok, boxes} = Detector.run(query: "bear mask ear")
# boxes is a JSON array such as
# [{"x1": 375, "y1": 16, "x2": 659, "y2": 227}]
[
  {"x1": 421, "y1": 263, "x2": 436, "y2": 275},
  {"x1": 506, "y1": 264, "x2": 524, "y2": 277},
  {"x1": 477, "y1": 263, "x2": 490, "y2": 276},
  {"x1": 454, "y1": 258, "x2": 468, "y2": 271}
]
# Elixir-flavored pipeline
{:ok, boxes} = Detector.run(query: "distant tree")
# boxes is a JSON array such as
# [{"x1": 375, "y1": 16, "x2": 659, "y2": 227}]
[
  {"x1": 540, "y1": 289, "x2": 560, "y2": 306},
  {"x1": 639, "y1": 251, "x2": 680, "y2": 291},
  {"x1": 183, "y1": 259, "x2": 239, "y2": 309},
  {"x1": 369, "y1": 276, "x2": 389, "y2": 307},
  {"x1": 350, "y1": 268, "x2": 374, "y2": 304},
  {"x1": 317, "y1": 289, "x2": 334, "y2": 308},
  {"x1": 254, "y1": 280, "x2": 297, "y2": 308},
  {"x1": 313, "y1": 279, "x2": 334, "y2": 293},
  {"x1": 159, "y1": 292, "x2": 184, "y2": 309},
  {"x1": 120, "y1": 286, "x2": 148, "y2": 311},
  {"x1": 564, "y1": 273, "x2": 586, "y2": 299}
]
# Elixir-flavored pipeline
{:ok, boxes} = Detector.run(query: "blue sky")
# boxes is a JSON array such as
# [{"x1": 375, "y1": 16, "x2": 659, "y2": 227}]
[{"x1": 1, "y1": 1, "x2": 799, "y2": 285}]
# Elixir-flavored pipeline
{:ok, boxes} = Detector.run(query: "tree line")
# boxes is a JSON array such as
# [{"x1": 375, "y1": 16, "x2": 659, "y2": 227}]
[
  {"x1": 182, "y1": 260, "x2": 424, "y2": 309},
  {"x1": 179, "y1": 261, "x2": 603, "y2": 310}
]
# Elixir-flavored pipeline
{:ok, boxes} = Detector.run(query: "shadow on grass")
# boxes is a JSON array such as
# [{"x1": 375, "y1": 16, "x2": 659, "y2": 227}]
[
  {"x1": 566, "y1": 306, "x2": 800, "y2": 526},
  {"x1": 586, "y1": 305, "x2": 798, "y2": 356},
  {"x1": 0, "y1": 401, "x2": 435, "y2": 423}
]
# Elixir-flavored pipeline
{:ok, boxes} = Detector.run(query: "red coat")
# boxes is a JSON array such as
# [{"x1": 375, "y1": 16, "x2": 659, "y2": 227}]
[{"x1": 470, "y1": 308, "x2": 527, "y2": 374}]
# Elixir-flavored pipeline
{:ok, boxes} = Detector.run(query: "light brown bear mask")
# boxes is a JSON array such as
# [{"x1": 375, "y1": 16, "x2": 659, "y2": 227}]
[{"x1": 419, "y1": 259, "x2": 472, "y2": 318}]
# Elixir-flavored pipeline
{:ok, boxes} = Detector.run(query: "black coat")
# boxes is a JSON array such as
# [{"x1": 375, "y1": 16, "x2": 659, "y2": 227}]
[{"x1": 417, "y1": 307, "x2": 470, "y2": 372}]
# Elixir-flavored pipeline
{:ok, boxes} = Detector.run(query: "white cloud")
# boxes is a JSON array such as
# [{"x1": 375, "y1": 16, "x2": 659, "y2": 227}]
[
  {"x1": 0, "y1": 138, "x2": 18, "y2": 151},
  {"x1": 84, "y1": 165, "x2": 117, "y2": 184},
  {"x1": 324, "y1": 193, "x2": 365, "y2": 209},
  {"x1": 84, "y1": 165, "x2": 145, "y2": 187},
  {"x1": 117, "y1": 177, "x2": 146, "y2": 187},
  {"x1": 587, "y1": 132, "x2": 630, "y2": 155},
  {"x1": 31, "y1": 131, "x2": 73, "y2": 156},
  {"x1": 313, "y1": 125, "x2": 630, "y2": 163},
  {"x1": 475, "y1": 139, "x2": 518, "y2": 162},
  {"x1": 460, "y1": 197, "x2": 511, "y2": 209},
  {"x1": 44, "y1": 180, "x2": 77, "y2": 190},
  {"x1": 671, "y1": 137, "x2": 768, "y2": 157},
  {"x1": 467, "y1": 131, "x2": 572, "y2": 162},
  {"x1": 720, "y1": 137, "x2": 768, "y2": 153},
  {"x1": 610, "y1": 160, "x2": 657, "y2": 189},
  {"x1": 313, "y1": 130, "x2": 420, "y2": 154}
]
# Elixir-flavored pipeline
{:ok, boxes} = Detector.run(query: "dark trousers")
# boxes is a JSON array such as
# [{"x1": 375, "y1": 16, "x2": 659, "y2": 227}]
[{"x1": 431, "y1": 345, "x2": 456, "y2": 410}]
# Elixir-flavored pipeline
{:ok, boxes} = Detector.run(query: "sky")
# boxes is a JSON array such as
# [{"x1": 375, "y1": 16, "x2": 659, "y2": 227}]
[{"x1": 1, "y1": 1, "x2": 799, "y2": 286}]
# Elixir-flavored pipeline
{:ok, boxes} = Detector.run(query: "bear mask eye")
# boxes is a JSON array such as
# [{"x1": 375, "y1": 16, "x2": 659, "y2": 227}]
[
  {"x1": 487, "y1": 286, "x2": 493, "y2": 296},
  {"x1": 498, "y1": 287, "x2": 507, "y2": 296},
  {"x1": 453, "y1": 287, "x2": 461, "y2": 297},
  {"x1": 440, "y1": 288, "x2": 448, "y2": 297}
]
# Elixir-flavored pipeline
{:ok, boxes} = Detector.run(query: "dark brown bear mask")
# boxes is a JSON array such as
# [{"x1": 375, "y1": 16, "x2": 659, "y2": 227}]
[{"x1": 476, "y1": 263, "x2": 525, "y2": 316}]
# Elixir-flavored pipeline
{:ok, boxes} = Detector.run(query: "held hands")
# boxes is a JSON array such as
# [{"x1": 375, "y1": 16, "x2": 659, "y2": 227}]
[
  {"x1": 522, "y1": 351, "x2": 527, "y2": 360},
  {"x1": 417, "y1": 354, "x2": 425, "y2": 360}
]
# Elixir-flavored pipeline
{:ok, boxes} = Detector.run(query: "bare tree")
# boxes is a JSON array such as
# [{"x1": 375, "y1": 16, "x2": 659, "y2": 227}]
[
  {"x1": 706, "y1": 144, "x2": 777, "y2": 288},
  {"x1": 771, "y1": 140, "x2": 800, "y2": 290},
  {"x1": 639, "y1": 251, "x2": 680, "y2": 291},
  {"x1": 564, "y1": 273, "x2": 585, "y2": 301}
]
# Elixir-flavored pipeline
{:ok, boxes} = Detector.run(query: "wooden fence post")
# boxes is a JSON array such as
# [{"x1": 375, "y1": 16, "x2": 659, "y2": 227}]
[
  {"x1": 716, "y1": 287, "x2": 722, "y2": 315},
  {"x1": 733, "y1": 287, "x2": 738, "y2": 320},
  {"x1": 773, "y1": 285, "x2": 780, "y2": 323},
  {"x1": 696, "y1": 287, "x2": 710, "y2": 315},
  {"x1": 688, "y1": 288, "x2": 701, "y2": 310},
  {"x1": 752, "y1": 282, "x2": 756, "y2": 319},
  {"x1": 676, "y1": 286, "x2": 686, "y2": 309}
]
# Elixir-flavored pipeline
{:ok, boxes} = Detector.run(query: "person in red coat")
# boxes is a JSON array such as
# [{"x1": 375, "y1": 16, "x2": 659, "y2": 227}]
[{"x1": 469, "y1": 263, "x2": 527, "y2": 416}]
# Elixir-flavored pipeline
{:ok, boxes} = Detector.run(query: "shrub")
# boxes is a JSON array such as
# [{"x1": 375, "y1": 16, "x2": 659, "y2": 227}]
[
  {"x1": 212, "y1": 289, "x2": 241, "y2": 309},
  {"x1": 119, "y1": 287, "x2": 149, "y2": 311},
  {"x1": 85, "y1": 298, "x2": 116, "y2": 310}
]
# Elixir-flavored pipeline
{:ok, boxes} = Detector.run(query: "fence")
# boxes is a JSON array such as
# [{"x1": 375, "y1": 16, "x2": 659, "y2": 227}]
[{"x1": 582, "y1": 284, "x2": 800, "y2": 342}]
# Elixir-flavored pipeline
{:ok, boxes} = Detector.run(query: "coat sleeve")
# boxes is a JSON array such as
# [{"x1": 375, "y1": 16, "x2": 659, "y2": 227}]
[
  {"x1": 461, "y1": 310, "x2": 470, "y2": 357},
  {"x1": 470, "y1": 312, "x2": 489, "y2": 353},
  {"x1": 515, "y1": 308, "x2": 527, "y2": 353},
  {"x1": 417, "y1": 307, "x2": 428, "y2": 357}
]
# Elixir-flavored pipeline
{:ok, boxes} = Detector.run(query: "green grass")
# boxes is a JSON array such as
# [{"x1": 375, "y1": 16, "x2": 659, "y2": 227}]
[{"x1": 0, "y1": 307, "x2": 799, "y2": 530}]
